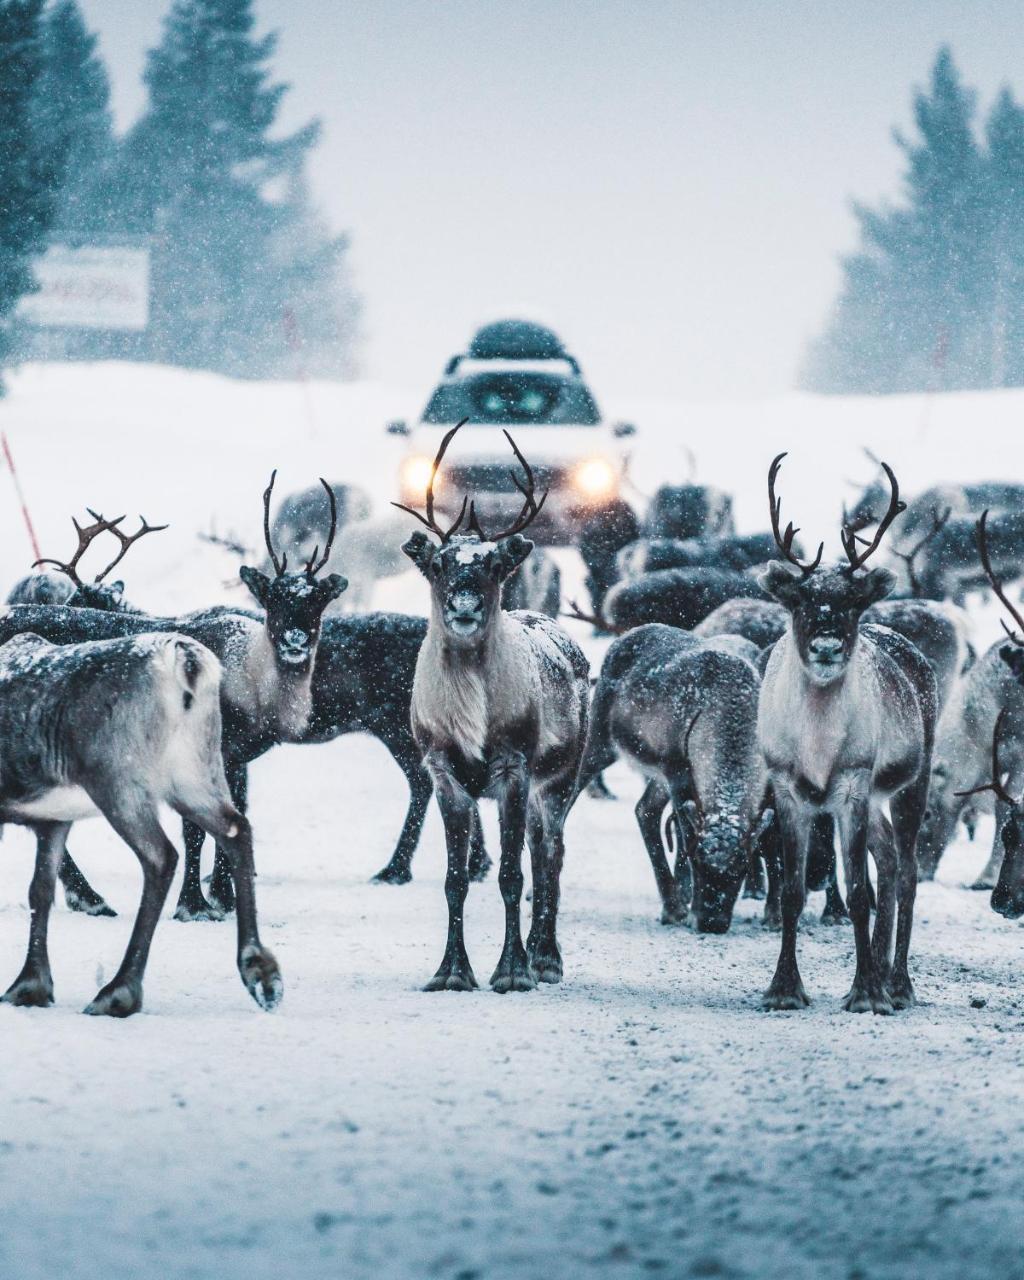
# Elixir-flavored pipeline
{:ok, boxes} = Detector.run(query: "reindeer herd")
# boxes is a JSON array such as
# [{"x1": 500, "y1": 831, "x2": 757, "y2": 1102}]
[{"x1": 1, "y1": 426, "x2": 1022, "y2": 1019}]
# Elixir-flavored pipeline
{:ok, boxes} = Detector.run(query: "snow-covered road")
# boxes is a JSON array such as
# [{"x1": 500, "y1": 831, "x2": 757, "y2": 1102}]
[
  {"x1": 2, "y1": 364, "x2": 1024, "y2": 1278},
  {"x1": 2, "y1": 739, "x2": 1022, "y2": 1280}
]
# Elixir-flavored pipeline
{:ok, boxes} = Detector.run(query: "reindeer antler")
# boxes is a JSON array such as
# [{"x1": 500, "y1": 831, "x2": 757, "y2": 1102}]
[
  {"x1": 391, "y1": 419, "x2": 470, "y2": 544},
  {"x1": 303, "y1": 479, "x2": 339, "y2": 577},
  {"x1": 892, "y1": 505, "x2": 951, "y2": 599},
  {"x1": 561, "y1": 599, "x2": 626, "y2": 634},
  {"x1": 956, "y1": 709, "x2": 1019, "y2": 807},
  {"x1": 91, "y1": 514, "x2": 168, "y2": 583},
  {"x1": 262, "y1": 471, "x2": 288, "y2": 576},
  {"x1": 767, "y1": 453, "x2": 823, "y2": 577},
  {"x1": 976, "y1": 508, "x2": 1024, "y2": 647},
  {"x1": 840, "y1": 460, "x2": 906, "y2": 573},
  {"x1": 467, "y1": 430, "x2": 549, "y2": 542},
  {"x1": 35, "y1": 509, "x2": 166, "y2": 586}
]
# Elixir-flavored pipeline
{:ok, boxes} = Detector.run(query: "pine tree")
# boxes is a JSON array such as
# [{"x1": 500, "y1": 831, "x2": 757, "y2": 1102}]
[
  {"x1": 805, "y1": 48, "x2": 989, "y2": 393},
  {"x1": 124, "y1": 0, "x2": 356, "y2": 377},
  {"x1": 0, "y1": 0, "x2": 65, "y2": 388},
  {"x1": 983, "y1": 88, "x2": 1024, "y2": 386},
  {"x1": 36, "y1": 0, "x2": 116, "y2": 237}
]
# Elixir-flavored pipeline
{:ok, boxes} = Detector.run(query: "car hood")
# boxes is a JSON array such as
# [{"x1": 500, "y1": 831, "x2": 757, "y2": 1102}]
[{"x1": 405, "y1": 421, "x2": 625, "y2": 466}]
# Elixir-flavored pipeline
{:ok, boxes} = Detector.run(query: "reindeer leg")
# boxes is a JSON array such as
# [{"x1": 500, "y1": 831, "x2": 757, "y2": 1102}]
[
  {"x1": 207, "y1": 764, "x2": 247, "y2": 913},
  {"x1": 371, "y1": 734, "x2": 432, "y2": 885},
  {"x1": 467, "y1": 805, "x2": 492, "y2": 882},
  {"x1": 759, "y1": 811, "x2": 783, "y2": 930},
  {"x1": 184, "y1": 800, "x2": 281, "y2": 1011},
  {"x1": 763, "y1": 798, "x2": 810, "y2": 1009},
  {"x1": 59, "y1": 845, "x2": 116, "y2": 917},
  {"x1": 635, "y1": 780, "x2": 685, "y2": 924},
  {"x1": 971, "y1": 795, "x2": 1011, "y2": 890},
  {"x1": 869, "y1": 810, "x2": 897, "y2": 986},
  {"x1": 173, "y1": 820, "x2": 224, "y2": 922},
  {"x1": 3, "y1": 822, "x2": 70, "y2": 1007},
  {"x1": 424, "y1": 754, "x2": 477, "y2": 992},
  {"x1": 527, "y1": 783, "x2": 571, "y2": 985},
  {"x1": 490, "y1": 751, "x2": 534, "y2": 993},
  {"x1": 85, "y1": 804, "x2": 178, "y2": 1018},
  {"x1": 888, "y1": 781, "x2": 926, "y2": 1009},
  {"x1": 838, "y1": 794, "x2": 892, "y2": 1015}
]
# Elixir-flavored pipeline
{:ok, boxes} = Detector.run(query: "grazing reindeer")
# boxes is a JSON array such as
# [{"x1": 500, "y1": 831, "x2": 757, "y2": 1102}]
[
  {"x1": 954, "y1": 711, "x2": 1024, "y2": 919},
  {"x1": 642, "y1": 484, "x2": 734, "y2": 541},
  {"x1": 577, "y1": 624, "x2": 766, "y2": 931},
  {"x1": 0, "y1": 478, "x2": 348, "y2": 921},
  {"x1": 757, "y1": 454, "x2": 937, "y2": 1014},
  {"x1": 0, "y1": 632, "x2": 280, "y2": 1016},
  {"x1": 396, "y1": 425, "x2": 589, "y2": 992}
]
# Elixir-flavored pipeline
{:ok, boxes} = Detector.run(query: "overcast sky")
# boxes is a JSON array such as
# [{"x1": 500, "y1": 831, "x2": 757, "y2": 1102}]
[{"x1": 78, "y1": 0, "x2": 1024, "y2": 402}]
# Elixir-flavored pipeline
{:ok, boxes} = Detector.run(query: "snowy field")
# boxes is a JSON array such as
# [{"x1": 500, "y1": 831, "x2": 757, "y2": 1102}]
[{"x1": 1, "y1": 363, "x2": 1023, "y2": 1280}]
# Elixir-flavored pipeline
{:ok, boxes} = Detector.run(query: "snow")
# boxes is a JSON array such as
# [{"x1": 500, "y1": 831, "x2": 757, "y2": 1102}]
[{"x1": 1, "y1": 363, "x2": 1023, "y2": 1280}]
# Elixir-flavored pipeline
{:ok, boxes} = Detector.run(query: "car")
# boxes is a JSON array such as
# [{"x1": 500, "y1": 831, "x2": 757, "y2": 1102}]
[{"x1": 389, "y1": 319, "x2": 636, "y2": 545}]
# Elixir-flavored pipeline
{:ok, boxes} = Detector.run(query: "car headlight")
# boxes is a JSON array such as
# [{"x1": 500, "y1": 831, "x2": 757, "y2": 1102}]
[
  {"x1": 400, "y1": 454, "x2": 439, "y2": 502},
  {"x1": 573, "y1": 457, "x2": 617, "y2": 501}
]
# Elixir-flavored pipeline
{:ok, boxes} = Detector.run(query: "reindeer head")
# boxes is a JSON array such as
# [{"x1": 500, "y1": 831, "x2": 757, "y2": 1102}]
[
  {"x1": 395, "y1": 421, "x2": 546, "y2": 649},
  {"x1": 35, "y1": 509, "x2": 168, "y2": 613},
  {"x1": 758, "y1": 453, "x2": 901, "y2": 685},
  {"x1": 240, "y1": 473, "x2": 347, "y2": 671}
]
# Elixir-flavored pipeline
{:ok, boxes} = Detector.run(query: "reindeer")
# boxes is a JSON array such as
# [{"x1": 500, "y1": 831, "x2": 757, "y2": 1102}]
[
  {"x1": 0, "y1": 631, "x2": 280, "y2": 1017},
  {"x1": 642, "y1": 484, "x2": 734, "y2": 541},
  {"x1": 500, "y1": 545, "x2": 561, "y2": 617},
  {"x1": 0, "y1": 482, "x2": 348, "y2": 921},
  {"x1": 952, "y1": 711, "x2": 1024, "y2": 919},
  {"x1": 918, "y1": 512, "x2": 1024, "y2": 887},
  {"x1": 577, "y1": 624, "x2": 766, "y2": 931},
  {"x1": 617, "y1": 532, "x2": 779, "y2": 582},
  {"x1": 576, "y1": 498, "x2": 640, "y2": 621},
  {"x1": 757, "y1": 454, "x2": 937, "y2": 1014},
  {"x1": 266, "y1": 479, "x2": 409, "y2": 612},
  {"x1": 396, "y1": 424, "x2": 589, "y2": 992},
  {"x1": 603, "y1": 566, "x2": 765, "y2": 633}
]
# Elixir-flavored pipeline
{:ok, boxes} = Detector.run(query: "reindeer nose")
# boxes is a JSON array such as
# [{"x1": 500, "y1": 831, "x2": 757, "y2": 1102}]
[
  {"x1": 281, "y1": 628, "x2": 309, "y2": 651},
  {"x1": 449, "y1": 591, "x2": 483, "y2": 616},
  {"x1": 809, "y1": 635, "x2": 843, "y2": 660}
]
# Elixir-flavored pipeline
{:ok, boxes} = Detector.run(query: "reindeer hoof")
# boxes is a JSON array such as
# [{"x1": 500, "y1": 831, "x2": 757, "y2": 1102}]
[
  {"x1": 820, "y1": 910, "x2": 851, "y2": 928},
  {"x1": 969, "y1": 877, "x2": 998, "y2": 891},
  {"x1": 64, "y1": 888, "x2": 117, "y2": 918},
  {"x1": 841, "y1": 983, "x2": 893, "y2": 1015},
  {"x1": 490, "y1": 955, "x2": 537, "y2": 994},
  {"x1": 173, "y1": 898, "x2": 225, "y2": 923},
  {"x1": 528, "y1": 948, "x2": 563, "y2": 984},
  {"x1": 240, "y1": 945, "x2": 283, "y2": 1011},
  {"x1": 85, "y1": 981, "x2": 142, "y2": 1018},
  {"x1": 371, "y1": 862, "x2": 412, "y2": 885},
  {"x1": 468, "y1": 852, "x2": 492, "y2": 883},
  {"x1": 424, "y1": 968, "x2": 478, "y2": 992},
  {"x1": 762, "y1": 974, "x2": 810, "y2": 1010},
  {"x1": 660, "y1": 905, "x2": 688, "y2": 926},
  {"x1": 762, "y1": 910, "x2": 783, "y2": 932},
  {"x1": 208, "y1": 878, "x2": 236, "y2": 913},
  {"x1": 887, "y1": 976, "x2": 916, "y2": 1010},
  {"x1": 2, "y1": 972, "x2": 54, "y2": 1007}
]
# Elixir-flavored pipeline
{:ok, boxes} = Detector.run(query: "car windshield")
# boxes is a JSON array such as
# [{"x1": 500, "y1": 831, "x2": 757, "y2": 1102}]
[{"x1": 422, "y1": 372, "x2": 600, "y2": 425}]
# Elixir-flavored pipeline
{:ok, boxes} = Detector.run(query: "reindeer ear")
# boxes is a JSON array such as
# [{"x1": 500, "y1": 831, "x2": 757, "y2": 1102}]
[
  {"x1": 402, "y1": 532, "x2": 436, "y2": 577},
  {"x1": 855, "y1": 567, "x2": 896, "y2": 606},
  {"x1": 105, "y1": 580, "x2": 125, "y2": 604},
  {"x1": 239, "y1": 565, "x2": 270, "y2": 607},
  {"x1": 492, "y1": 534, "x2": 533, "y2": 580},
  {"x1": 1000, "y1": 643, "x2": 1024, "y2": 682},
  {"x1": 316, "y1": 572, "x2": 348, "y2": 603},
  {"x1": 758, "y1": 561, "x2": 804, "y2": 606}
]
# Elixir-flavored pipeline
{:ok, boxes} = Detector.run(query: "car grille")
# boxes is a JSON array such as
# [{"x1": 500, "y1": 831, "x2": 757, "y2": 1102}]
[{"x1": 445, "y1": 462, "x2": 569, "y2": 494}]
